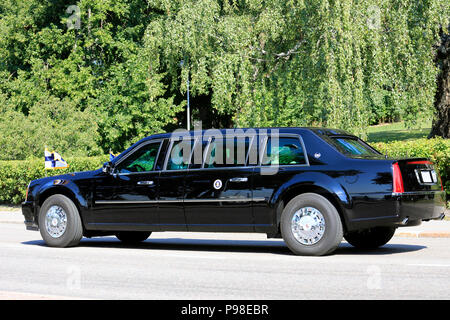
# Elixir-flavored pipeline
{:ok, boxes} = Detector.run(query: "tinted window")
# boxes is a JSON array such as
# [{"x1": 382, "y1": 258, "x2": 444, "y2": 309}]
[
  {"x1": 190, "y1": 139, "x2": 209, "y2": 169},
  {"x1": 167, "y1": 139, "x2": 195, "y2": 170},
  {"x1": 204, "y1": 137, "x2": 251, "y2": 168},
  {"x1": 116, "y1": 142, "x2": 160, "y2": 173},
  {"x1": 329, "y1": 137, "x2": 379, "y2": 157},
  {"x1": 262, "y1": 137, "x2": 306, "y2": 166}
]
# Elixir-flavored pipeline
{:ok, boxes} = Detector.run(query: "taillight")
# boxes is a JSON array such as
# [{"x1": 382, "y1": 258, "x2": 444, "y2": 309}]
[
  {"x1": 392, "y1": 163, "x2": 404, "y2": 193},
  {"x1": 438, "y1": 173, "x2": 444, "y2": 191},
  {"x1": 25, "y1": 183, "x2": 30, "y2": 201},
  {"x1": 407, "y1": 160, "x2": 433, "y2": 165}
]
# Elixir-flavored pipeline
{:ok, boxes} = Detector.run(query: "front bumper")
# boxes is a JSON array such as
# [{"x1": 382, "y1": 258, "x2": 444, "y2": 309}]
[{"x1": 22, "y1": 201, "x2": 39, "y2": 231}]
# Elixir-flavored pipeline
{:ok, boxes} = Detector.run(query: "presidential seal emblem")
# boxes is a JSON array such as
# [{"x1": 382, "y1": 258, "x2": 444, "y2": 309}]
[{"x1": 213, "y1": 179, "x2": 222, "y2": 190}]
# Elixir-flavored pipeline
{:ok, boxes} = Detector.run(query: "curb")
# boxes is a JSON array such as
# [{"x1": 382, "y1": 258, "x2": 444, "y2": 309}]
[
  {"x1": 395, "y1": 232, "x2": 450, "y2": 238},
  {"x1": 0, "y1": 221, "x2": 23, "y2": 225}
]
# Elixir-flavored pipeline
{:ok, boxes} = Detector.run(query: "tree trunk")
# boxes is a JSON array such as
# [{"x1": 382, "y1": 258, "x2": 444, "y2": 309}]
[{"x1": 429, "y1": 29, "x2": 449, "y2": 139}]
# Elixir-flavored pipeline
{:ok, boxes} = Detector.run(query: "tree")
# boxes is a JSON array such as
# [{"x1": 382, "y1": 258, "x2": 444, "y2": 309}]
[
  {"x1": 0, "y1": 96, "x2": 101, "y2": 160},
  {"x1": 0, "y1": 0, "x2": 448, "y2": 161},
  {"x1": 429, "y1": 28, "x2": 450, "y2": 138},
  {"x1": 145, "y1": 0, "x2": 448, "y2": 137},
  {"x1": 0, "y1": 0, "x2": 182, "y2": 157}
]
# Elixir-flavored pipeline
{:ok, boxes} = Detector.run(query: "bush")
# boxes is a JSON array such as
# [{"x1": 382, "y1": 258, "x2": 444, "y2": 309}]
[
  {"x1": 0, "y1": 156, "x2": 108, "y2": 204},
  {"x1": 0, "y1": 96, "x2": 103, "y2": 160},
  {"x1": 372, "y1": 138, "x2": 450, "y2": 197}
]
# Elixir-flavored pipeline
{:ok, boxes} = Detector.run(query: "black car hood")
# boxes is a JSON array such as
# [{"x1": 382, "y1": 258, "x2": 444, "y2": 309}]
[{"x1": 31, "y1": 169, "x2": 102, "y2": 186}]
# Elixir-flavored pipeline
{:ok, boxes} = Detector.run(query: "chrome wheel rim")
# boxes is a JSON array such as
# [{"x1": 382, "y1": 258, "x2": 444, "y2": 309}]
[
  {"x1": 291, "y1": 207, "x2": 326, "y2": 245},
  {"x1": 45, "y1": 205, "x2": 67, "y2": 238}
]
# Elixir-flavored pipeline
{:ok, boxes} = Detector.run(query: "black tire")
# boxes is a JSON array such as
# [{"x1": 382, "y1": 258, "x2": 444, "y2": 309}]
[
  {"x1": 115, "y1": 231, "x2": 151, "y2": 244},
  {"x1": 280, "y1": 193, "x2": 343, "y2": 256},
  {"x1": 38, "y1": 194, "x2": 83, "y2": 247},
  {"x1": 344, "y1": 227, "x2": 396, "y2": 249}
]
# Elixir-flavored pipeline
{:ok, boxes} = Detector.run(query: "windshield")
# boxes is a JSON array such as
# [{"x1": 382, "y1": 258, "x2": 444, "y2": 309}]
[{"x1": 327, "y1": 137, "x2": 381, "y2": 158}]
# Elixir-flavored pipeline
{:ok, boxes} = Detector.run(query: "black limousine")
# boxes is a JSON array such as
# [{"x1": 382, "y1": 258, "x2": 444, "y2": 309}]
[{"x1": 22, "y1": 127, "x2": 446, "y2": 256}]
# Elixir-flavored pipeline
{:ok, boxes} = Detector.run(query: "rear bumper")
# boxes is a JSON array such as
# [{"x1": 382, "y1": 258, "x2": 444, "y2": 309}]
[
  {"x1": 347, "y1": 190, "x2": 446, "y2": 231},
  {"x1": 394, "y1": 191, "x2": 446, "y2": 222},
  {"x1": 22, "y1": 201, "x2": 39, "y2": 231}
]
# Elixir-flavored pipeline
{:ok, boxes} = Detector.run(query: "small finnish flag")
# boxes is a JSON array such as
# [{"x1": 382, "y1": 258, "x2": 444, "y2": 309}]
[{"x1": 45, "y1": 148, "x2": 69, "y2": 170}]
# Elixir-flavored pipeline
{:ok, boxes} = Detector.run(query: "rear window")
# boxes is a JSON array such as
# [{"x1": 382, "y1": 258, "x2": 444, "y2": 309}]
[{"x1": 327, "y1": 137, "x2": 380, "y2": 158}]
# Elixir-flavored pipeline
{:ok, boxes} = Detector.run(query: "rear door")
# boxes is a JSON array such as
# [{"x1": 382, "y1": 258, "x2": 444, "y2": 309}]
[
  {"x1": 252, "y1": 134, "x2": 310, "y2": 232},
  {"x1": 183, "y1": 135, "x2": 255, "y2": 232}
]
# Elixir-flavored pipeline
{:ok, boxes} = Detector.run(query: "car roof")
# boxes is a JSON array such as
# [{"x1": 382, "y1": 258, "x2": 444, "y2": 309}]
[{"x1": 140, "y1": 127, "x2": 354, "y2": 142}]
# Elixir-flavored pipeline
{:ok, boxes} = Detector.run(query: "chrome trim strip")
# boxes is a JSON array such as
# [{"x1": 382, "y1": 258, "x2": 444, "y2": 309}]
[
  {"x1": 95, "y1": 197, "x2": 266, "y2": 205},
  {"x1": 392, "y1": 191, "x2": 444, "y2": 196},
  {"x1": 88, "y1": 222, "x2": 272, "y2": 227},
  {"x1": 183, "y1": 198, "x2": 258, "y2": 203},
  {"x1": 95, "y1": 200, "x2": 159, "y2": 204},
  {"x1": 160, "y1": 163, "x2": 310, "y2": 173}
]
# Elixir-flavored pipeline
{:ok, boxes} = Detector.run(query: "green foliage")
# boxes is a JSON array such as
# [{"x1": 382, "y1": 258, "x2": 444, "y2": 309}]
[
  {"x1": 145, "y1": 0, "x2": 449, "y2": 136},
  {"x1": 373, "y1": 138, "x2": 450, "y2": 196},
  {"x1": 0, "y1": 96, "x2": 101, "y2": 160},
  {"x1": 0, "y1": 0, "x2": 449, "y2": 160},
  {"x1": 0, "y1": 0, "x2": 180, "y2": 158},
  {"x1": 0, "y1": 155, "x2": 108, "y2": 204}
]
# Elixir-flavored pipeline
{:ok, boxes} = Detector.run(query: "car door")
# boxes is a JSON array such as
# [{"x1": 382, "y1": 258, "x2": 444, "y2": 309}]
[
  {"x1": 92, "y1": 139, "x2": 163, "y2": 229},
  {"x1": 252, "y1": 134, "x2": 310, "y2": 232},
  {"x1": 183, "y1": 135, "x2": 255, "y2": 232},
  {"x1": 157, "y1": 137, "x2": 197, "y2": 231}
]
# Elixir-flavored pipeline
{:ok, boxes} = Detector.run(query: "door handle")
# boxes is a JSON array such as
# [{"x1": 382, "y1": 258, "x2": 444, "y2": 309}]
[
  {"x1": 137, "y1": 181, "x2": 154, "y2": 186},
  {"x1": 229, "y1": 177, "x2": 248, "y2": 182}
]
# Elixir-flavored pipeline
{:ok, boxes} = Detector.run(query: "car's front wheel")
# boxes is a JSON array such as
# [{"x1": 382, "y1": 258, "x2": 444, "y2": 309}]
[
  {"x1": 115, "y1": 231, "x2": 151, "y2": 244},
  {"x1": 38, "y1": 194, "x2": 83, "y2": 247},
  {"x1": 280, "y1": 193, "x2": 343, "y2": 256},
  {"x1": 344, "y1": 227, "x2": 396, "y2": 249}
]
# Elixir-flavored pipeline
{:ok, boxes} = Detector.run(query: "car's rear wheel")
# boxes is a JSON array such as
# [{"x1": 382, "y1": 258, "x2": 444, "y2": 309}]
[
  {"x1": 280, "y1": 193, "x2": 343, "y2": 256},
  {"x1": 38, "y1": 194, "x2": 83, "y2": 247},
  {"x1": 115, "y1": 231, "x2": 151, "y2": 244},
  {"x1": 344, "y1": 227, "x2": 396, "y2": 249}
]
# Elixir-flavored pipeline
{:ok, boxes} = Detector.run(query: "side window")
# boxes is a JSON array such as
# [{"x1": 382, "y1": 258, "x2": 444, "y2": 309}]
[
  {"x1": 166, "y1": 139, "x2": 195, "y2": 170},
  {"x1": 116, "y1": 142, "x2": 161, "y2": 173},
  {"x1": 262, "y1": 137, "x2": 306, "y2": 166},
  {"x1": 190, "y1": 139, "x2": 209, "y2": 169},
  {"x1": 204, "y1": 137, "x2": 251, "y2": 168}
]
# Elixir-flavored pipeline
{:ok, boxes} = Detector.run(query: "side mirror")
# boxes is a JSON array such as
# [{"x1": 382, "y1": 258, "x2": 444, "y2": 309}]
[{"x1": 102, "y1": 161, "x2": 113, "y2": 174}]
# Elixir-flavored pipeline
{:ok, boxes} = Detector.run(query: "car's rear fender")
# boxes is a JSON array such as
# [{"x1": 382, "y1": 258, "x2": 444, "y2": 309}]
[{"x1": 270, "y1": 171, "x2": 352, "y2": 231}]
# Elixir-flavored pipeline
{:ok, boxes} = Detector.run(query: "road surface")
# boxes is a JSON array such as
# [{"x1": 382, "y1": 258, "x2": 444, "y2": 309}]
[{"x1": 0, "y1": 223, "x2": 449, "y2": 299}]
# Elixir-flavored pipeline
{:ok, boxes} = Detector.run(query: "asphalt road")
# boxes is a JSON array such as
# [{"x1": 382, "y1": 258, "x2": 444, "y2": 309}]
[{"x1": 0, "y1": 223, "x2": 449, "y2": 300}]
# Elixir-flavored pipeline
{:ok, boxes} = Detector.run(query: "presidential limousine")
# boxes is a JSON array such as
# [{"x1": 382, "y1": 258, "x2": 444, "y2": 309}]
[{"x1": 22, "y1": 127, "x2": 446, "y2": 256}]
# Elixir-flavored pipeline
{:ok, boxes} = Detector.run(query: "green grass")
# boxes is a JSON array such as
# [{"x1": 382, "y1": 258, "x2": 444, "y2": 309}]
[{"x1": 367, "y1": 120, "x2": 432, "y2": 143}]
